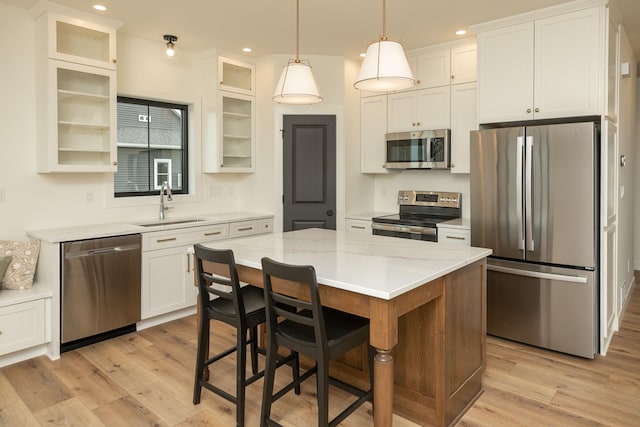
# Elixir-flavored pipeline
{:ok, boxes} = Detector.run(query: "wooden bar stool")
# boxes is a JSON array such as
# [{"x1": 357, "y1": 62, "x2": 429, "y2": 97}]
[
  {"x1": 260, "y1": 257, "x2": 374, "y2": 427},
  {"x1": 192, "y1": 245, "x2": 298, "y2": 427}
]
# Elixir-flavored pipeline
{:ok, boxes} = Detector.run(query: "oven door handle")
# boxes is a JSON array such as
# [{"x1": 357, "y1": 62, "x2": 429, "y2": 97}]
[{"x1": 372, "y1": 223, "x2": 437, "y2": 236}]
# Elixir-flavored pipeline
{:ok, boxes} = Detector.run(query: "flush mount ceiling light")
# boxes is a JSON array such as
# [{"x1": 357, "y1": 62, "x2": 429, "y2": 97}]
[
  {"x1": 354, "y1": 0, "x2": 414, "y2": 92},
  {"x1": 164, "y1": 34, "x2": 177, "y2": 58},
  {"x1": 273, "y1": 0, "x2": 322, "y2": 104}
]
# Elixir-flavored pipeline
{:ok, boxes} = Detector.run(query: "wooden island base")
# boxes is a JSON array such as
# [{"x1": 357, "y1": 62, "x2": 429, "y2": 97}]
[
  {"x1": 327, "y1": 259, "x2": 487, "y2": 426},
  {"x1": 203, "y1": 256, "x2": 487, "y2": 427}
]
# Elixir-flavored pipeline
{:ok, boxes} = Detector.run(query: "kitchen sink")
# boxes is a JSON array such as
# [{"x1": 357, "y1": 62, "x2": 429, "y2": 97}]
[{"x1": 134, "y1": 218, "x2": 206, "y2": 227}]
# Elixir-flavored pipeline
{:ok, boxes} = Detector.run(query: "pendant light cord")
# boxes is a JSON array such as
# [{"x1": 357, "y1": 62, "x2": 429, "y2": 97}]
[
  {"x1": 295, "y1": 0, "x2": 300, "y2": 63},
  {"x1": 381, "y1": 0, "x2": 387, "y2": 41}
]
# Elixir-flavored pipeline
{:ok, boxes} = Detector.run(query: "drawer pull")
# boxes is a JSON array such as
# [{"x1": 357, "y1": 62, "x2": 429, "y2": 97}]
[
  {"x1": 351, "y1": 225, "x2": 366, "y2": 230},
  {"x1": 446, "y1": 235, "x2": 466, "y2": 240},
  {"x1": 156, "y1": 237, "x2": 177, "y2": 243},
  {"x1": 204, "y1": 231, "x2": 221, "y2": 236},
  {"x1": 237, "y1": 227, "x2": 253, "y2": 232}
]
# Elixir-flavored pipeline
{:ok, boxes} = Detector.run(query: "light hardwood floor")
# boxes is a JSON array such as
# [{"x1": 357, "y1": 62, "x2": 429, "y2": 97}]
[{"x1": 1, "y1": 284, "x2": 638, "y2": 426}]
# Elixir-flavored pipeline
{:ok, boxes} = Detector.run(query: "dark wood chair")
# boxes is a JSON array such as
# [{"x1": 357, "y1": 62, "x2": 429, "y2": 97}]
[
  {"x1": 192, "y1": 245, "x2": 298, "y2": 427},
  {"x1": 260, "y1": 257, "x2": 374, "y2": 427}
]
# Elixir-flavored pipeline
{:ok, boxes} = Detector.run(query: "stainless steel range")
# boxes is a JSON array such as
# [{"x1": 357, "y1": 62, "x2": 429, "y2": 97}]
[{"x1": 372, "y1": 191, "x2": 462, "y2": 242}]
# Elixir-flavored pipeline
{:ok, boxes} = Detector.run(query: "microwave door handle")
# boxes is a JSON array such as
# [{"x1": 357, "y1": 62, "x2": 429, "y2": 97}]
[
  {"x1": 525, "y1": 135, "x2": 534, "y2": 251},
  {"x1": 516, "y1": 136, "x2": 524, "y2": 251}
]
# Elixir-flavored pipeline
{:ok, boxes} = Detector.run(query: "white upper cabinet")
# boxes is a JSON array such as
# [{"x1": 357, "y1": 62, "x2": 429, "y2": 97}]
[
  {"x1": 48, "y1": 14, "x2": 117, "y2": 70},
  {"x1": 360, "y1": 94, "x2": 389, "y2": 174},
  {"x1": 33, "y1": 9, "x2": 121, "y2": 172},
  {"x1": 202, "y1": 55, "x2": 256, "y2": 173},
  {"x1": 450, "y1": 83, "x2": 477, "y2": 174},
  {"x1": 218, "y1": 56, "x2": 255, "y2": 95},
  {"x1": 478, "y1": 22, "x2": 535, "y2": 123},
  {"x1": 387, "y1": 87, "x2": 450, "y2": 133},
  {"x1": 478, "y1": 7, "x2": 604, "y2": 123},
  {"x1": 450, "y1": 43, "x2": 477, "y2": 84},
  {"x1": 202, "y1": 91, "x2": 255, "y2": 173},
  {"x1": 408, "y1": 47, "x2": 451, "y2": 89}
]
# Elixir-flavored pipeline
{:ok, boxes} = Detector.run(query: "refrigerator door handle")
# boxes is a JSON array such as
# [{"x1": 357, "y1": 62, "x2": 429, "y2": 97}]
[
  {"x1": 516, "y1": 136, "x2": 524, "y2": 251},
  {"x1": 525, "y1": 135, "x2": 534, "y2": 251},
  {"x1": 487, "y1": 264, "x2": 588, "y2": 284}
]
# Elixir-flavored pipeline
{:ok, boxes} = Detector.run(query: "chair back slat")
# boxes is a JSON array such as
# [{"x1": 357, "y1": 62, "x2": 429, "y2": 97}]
[
  {"x1": 261, "y1": 257, "x2": 328, "y2": 357},
  {"x1": 194, "y1": 244, "x2": 246, "y2": 321}
]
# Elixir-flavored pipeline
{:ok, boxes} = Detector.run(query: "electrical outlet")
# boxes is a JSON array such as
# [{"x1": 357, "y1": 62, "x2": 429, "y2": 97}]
[{"x1": 0, "y1": 188, "x2": 5, "y2": 203}]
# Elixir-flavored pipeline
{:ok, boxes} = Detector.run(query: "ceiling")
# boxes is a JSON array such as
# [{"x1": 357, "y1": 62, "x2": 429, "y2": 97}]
[{"x1": 3, "y1": 0, "x2": 640, "y2": 61}]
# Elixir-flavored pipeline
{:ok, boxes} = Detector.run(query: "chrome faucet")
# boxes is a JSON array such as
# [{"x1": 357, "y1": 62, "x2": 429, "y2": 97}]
[{"x1": 159, "y1": 181, "x2": 173, "y2": 219}]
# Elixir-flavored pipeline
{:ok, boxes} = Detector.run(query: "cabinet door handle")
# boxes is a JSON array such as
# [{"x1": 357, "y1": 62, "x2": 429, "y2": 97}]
[
  {"x1": 534, "y1": 107, "x2": 540, "y2": 113},
  {"x1": 204, "y1": 231, "x2": 221, "y2": 236},
  {"x1": 186, "y1": 253, "x2": 191, "y2": 273},
  {"x1": 156, "y1": 237, "x2": 177, "y2": 243},
  {"x1": 527, "y1": 108, "x2": 532, "y2": 113},
  {"x1": 446, "y1": 235, "x2": 466, "y2": 240}
]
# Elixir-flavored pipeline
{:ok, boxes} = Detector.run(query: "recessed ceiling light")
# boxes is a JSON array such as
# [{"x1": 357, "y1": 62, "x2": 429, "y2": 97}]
[
  {"x1": 360, "y1": 52, "x2": 366, "y2": 58},
  {"x1": 242, "y1": 47, "x2": 252, "y2": 53},
  {"x1": 455, "y1": 29, "x2": 467, "y2": 36},
  {"x1": 93, "y1": 4, "x2": 107, "y2": 11}
]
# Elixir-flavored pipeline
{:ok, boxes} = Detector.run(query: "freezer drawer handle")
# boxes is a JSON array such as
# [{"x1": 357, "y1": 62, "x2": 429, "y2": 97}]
[{"x1": 487, "y1": 265, "x2": 588, "y2": 284}]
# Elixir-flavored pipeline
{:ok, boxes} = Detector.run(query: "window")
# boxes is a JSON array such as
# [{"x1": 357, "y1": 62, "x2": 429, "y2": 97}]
[{"x1": 115, "y1": 97, "x2": 188, "y2": 197}]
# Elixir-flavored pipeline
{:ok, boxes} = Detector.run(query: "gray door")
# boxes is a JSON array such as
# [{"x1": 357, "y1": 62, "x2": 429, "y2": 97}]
[{"x1": 283, "y1": 115, "x2": 336, "y2": 231}]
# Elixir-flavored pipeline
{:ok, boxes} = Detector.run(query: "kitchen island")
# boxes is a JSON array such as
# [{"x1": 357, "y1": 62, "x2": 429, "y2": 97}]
[{"x1": 201, "y1": 228, "x2": 491, "y2": 426}]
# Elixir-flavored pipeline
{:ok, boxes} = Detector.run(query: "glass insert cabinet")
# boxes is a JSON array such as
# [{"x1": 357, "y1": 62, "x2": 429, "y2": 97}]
[
  {"x1": 203, "y1": 56, "x2": 256, "y2": 173},
  {"x1": 34, "y1": 9, "x2": 120, "y2": 172}
]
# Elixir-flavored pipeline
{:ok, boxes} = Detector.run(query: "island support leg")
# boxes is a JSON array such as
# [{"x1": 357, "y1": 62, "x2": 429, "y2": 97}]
[{"x1": 373, "y1": 348, "x2": 394, "y2": 427}]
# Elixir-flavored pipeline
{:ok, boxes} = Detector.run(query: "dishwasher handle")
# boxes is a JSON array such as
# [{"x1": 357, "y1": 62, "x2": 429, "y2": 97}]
[{"x1": 65, "y1": 243, "x2": 141, "y2": 259}]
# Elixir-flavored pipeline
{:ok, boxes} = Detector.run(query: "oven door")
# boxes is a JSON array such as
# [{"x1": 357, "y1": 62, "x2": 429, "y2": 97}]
[{"x1": 372, "y1": 222, "x2": 437, "y2": 242}]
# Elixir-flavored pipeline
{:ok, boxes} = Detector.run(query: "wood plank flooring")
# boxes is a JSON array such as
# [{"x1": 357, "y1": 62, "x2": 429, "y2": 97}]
[{"x1": 1, "y1": 284, "x2": 638, "y2": 426}]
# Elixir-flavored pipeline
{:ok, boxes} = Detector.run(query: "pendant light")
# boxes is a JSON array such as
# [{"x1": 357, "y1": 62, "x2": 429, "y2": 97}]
[
  {"x1": 273, "y1": 0, "x2": 323, "y2": 104},
  {"x1": 354, "y1": 0, "x2": 414, "y2": 92}
]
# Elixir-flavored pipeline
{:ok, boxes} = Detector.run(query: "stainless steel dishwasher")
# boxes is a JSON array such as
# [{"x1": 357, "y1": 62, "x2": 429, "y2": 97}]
[{"x1": 62, "y1": 234, "x2": 142, "y2": 351}]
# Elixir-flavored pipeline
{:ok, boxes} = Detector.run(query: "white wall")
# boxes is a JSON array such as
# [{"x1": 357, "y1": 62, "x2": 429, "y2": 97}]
[
  {"x1": 617, "y1": 27, "x2": 637, "y2": 294},
  {"x1": 374, "y1": 171, "x2": 471, "y2": 217},
  {"x1": 0, "y1": 3, "x2": 275, "y2": 242}
]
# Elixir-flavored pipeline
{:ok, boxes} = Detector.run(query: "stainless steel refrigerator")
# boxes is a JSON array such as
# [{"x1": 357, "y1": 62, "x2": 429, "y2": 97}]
[{"x1": 470, "y1": 121, "x2": 599, "y2": 358}]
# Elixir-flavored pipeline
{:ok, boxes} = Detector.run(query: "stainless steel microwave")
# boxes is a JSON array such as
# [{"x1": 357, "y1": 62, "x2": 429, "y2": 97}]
[{"x1": 385, "y1": 129, "x2": 451, "y2": 169}]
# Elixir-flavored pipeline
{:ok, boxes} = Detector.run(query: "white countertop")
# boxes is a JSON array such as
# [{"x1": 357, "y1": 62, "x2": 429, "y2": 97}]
[
  {"x1": 27, "y1": 212, "x2": 273, "y2": 243},
  {"x1": 346, "y1": 211, "x2": 395, "y2": 221},
  {"x1": 202, "y1": 228, "x2": 491, "y2": 300},
  {"x1": 437, "y1": 218, "x2": 471, "y2": 229}
]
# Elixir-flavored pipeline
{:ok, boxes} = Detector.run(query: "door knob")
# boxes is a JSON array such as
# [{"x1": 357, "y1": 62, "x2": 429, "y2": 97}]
[{"x1": 326, "y1": 209, "x2": 334, "y2": 216}]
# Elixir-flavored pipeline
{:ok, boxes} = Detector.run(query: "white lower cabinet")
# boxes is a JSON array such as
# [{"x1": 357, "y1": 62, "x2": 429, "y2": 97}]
[
  {"x1": 437, "y1": 226, "x2": 471, "y2": 246},
  {"x1": 141, "y1": 224, "x2": 230, "y2": 319},
  {"x1": 142, "y1": 245, "x2": 196, "y2": 319},
  {"x1": 345, "y1": 219, "x2": 372, "y2": 234},
  {"x1": 0, "y1": 299, "x2": 47, "y2": 355},
  {"x1": 141, "y1": 218, "x2": 274, "y2": 320}
]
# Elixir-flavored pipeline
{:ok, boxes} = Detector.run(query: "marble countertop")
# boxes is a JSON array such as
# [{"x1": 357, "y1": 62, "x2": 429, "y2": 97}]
[
  {"x1": 202, "y1": 228, "x2": 491, "y2": 300},
  {"x1": 27, "y1": 212, "x2": 273, "y2": 243},
  {"x1": 437, "y1": 218, "x2": 471, "y2": 229},
  {"x1": 345, "y1": 211, "x2": 395, "y2": 221}
]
